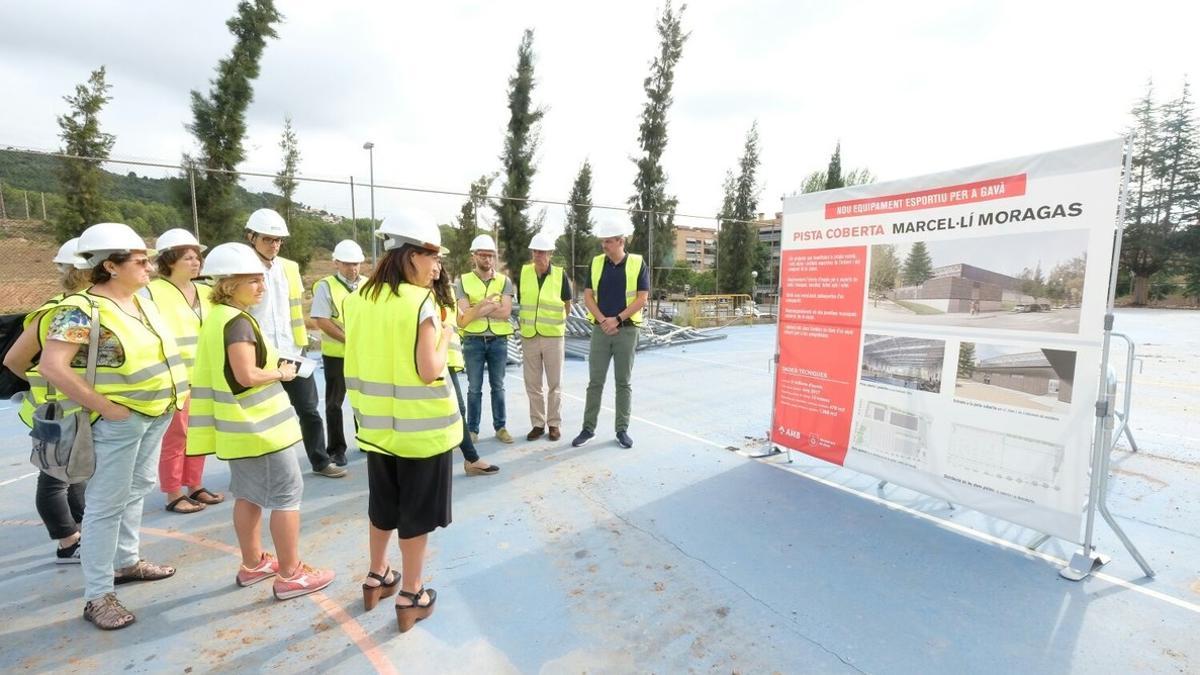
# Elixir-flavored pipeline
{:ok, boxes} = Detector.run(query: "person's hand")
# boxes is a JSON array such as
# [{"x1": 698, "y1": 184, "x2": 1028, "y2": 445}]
[
  {"x1": 477, "y1": 299, "x2": 498, "y2": 316},
  {"x1": 102, "y1": 403, "x2": 132, "y2": 422},
  {"x1": 277, "y1": 362, "x2": 298, "y2": 382}
]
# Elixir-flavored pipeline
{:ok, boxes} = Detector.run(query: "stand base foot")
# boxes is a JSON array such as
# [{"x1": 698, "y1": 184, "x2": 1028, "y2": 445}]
[
  {"x1": 748, "y1": 446, "x2": 782, "y2": 459},
  {"x1": 1059, "y1": 549, "x2": 1111, "y2": 581}
]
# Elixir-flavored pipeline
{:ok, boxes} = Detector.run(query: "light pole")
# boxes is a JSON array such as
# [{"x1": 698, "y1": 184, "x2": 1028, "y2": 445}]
[{"x1": 363, "y1": 141, "x2": 376, "y2": 265}]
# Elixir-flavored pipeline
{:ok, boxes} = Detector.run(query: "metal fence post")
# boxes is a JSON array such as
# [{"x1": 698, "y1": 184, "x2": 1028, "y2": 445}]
[
  {"x1": 40, "y1": 192, "x2": 47, "y2": 221},
  {"x1": 24, "y1": 190, "x2": 31, "y2": 220},
  {"x1": 0, "y1": 180, "x2": 6, "y2": 219},
  {"x1": 349, "y1": 175, "x2": 357, "y2": 244},
  {"x1": 188, "y1": 169, "x2": 199, "y2": 238}
]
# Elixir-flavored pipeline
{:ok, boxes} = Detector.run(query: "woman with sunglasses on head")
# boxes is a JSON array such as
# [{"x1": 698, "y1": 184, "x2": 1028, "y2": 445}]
[{"x1": 38, "y1": 222, "x2": 188, "y2": 630}]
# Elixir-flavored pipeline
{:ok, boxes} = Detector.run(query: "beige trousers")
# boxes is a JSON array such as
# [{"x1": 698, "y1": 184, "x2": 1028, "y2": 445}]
[{"x1": 522, "y1": 335, "x2": 565, "y2": 428}]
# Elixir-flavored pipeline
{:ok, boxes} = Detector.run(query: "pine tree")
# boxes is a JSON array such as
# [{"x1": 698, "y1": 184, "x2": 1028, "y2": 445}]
[
  {"x1": 56, "y1": 66, "x2": 115, "y2": 240},
  {"x1": 1154, "y1": 80, "x2": 1199, "y2": 230},
  {"x1": 902, "y1": 241, "x2": 934, "y2": 285},
  {"x1": 958, "y1": 342, "x2": 976, "y2": 379},
  {"x1": 184, "y1": 0, "x2": 282, "y2": 244},
  {"x1": 273, "y1": 115, "x2": 299, "y2": 223},
  {"x1": 443, "y1": 174, "x2": 496, "y2": 278},
  {"x1": 493, "y1": 29, "x2": 544, "y2": 276},
  {"x1": 824, "y1": 142, "x2": 844, "y2": 190},
  {"x1": 557, "y1": 159, "x2": 597, "y2": 292},
  {"x1": 629, "y1": 2, "x2": 689, "y2": 279},
  {"x1": 716, "y1": 122, "x2": 761, "y2": 295}
]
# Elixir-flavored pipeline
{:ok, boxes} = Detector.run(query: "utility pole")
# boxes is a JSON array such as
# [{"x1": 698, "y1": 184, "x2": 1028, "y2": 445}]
[{"x1": 349, "y1": 175, "x2": 357, "y2": 245}]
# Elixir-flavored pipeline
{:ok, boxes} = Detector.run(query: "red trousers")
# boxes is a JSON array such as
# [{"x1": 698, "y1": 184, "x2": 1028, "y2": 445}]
[{"x1": 158, "y1": 402, "x2": 207, "y2": 493}]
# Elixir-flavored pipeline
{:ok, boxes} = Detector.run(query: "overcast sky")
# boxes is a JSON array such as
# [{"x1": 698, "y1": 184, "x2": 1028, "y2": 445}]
[{"x1": 1, "y1": 0, "x2": 1196, "y2": 237}]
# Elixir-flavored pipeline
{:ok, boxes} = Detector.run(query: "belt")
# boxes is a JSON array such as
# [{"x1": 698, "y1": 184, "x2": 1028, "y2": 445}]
[
  {"x1": 619, "y1": 319, "x2": 637, "y2": 327},
  {"x1": 464, "y1": 334, "x2": 508, "y2": 341}
]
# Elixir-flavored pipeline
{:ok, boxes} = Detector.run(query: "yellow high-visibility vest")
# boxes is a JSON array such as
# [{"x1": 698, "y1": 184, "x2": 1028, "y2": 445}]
[
  {"x1": 18, "y1": 293, "x2": 69, "y2": 428},
  {"x1": 459, "y1": 272, "x2": 514, "y2": 336},
  {"x1": 313, "y1": 274, "x2": 363, "y2": 358},
  {"x1": 589, "y1": 253, "x2": 645, "y2": 326},
  {"x1": 518, "y1": 264, "x2": 566, "y2": 338},
  {"x1": 280, "y1": 257, "x2": 308, "y2": 348},
  {"x1": 146, "y1": 278, "x2": 211, "y2": 377},
  {"x1": 186, "y1": 303, "x2": 302, "y2": 459},
  {"x1": 23, "y1": 291, "x2": 188, "y2": 420},
  {"x1": 344, "y1": 283, "x2": 461, "y2": 458},
  {"x1": 438, "y1": 302, "x2": 465, "y2": 371}
]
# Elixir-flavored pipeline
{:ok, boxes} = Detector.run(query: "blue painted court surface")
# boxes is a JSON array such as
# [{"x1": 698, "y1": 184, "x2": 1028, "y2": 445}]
[{"x1": 0, "y1": 309, "x2": 1196, "y2": 673}]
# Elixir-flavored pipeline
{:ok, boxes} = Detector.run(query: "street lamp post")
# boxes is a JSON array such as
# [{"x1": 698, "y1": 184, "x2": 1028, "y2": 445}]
[{"x1": 363, "y1": 141, "x2": 376, "y2": 265}]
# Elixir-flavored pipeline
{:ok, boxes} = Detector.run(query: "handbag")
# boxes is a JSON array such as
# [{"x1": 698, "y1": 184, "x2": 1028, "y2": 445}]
[{"x1": 29, "y1": 300, "x2": 101, "y2": 484}]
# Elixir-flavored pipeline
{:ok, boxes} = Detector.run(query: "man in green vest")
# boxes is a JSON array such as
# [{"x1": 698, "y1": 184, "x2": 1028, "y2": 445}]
[
  {"x1": 455, "y1": 234, "x2": 515, "y2": 444},
  {"x1": 571, "y1": 219, "x2": 649, "y2": 449},
  {"x1": 310, "y1": 240, "x2": 367, "y2": 467},
  {"x1": 517, "y1": 232, "x2": 572, "y2": 441}
]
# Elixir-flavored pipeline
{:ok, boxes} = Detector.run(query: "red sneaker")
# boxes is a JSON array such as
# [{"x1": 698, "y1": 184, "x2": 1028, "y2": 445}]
[
  {"x1": 236, "y1": 552, "x2": 280, "y2": 587},
  {"x1": 273, "y1": 562, "x2": 335, "y2": 600}
]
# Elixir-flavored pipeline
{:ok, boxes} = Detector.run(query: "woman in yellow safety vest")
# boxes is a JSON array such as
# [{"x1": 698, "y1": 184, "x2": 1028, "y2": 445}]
[
  {"x1": 145, "y1": 228, "x2": 221, "y2": 514},
  {"x1": 186, "y1": 243, "x2": 336, "y2": 602},
  {"x1": 344, "y1": 209, "x2": 462, "y2": 632},
  {"x1": 432, "y1": 263, "x2": 499, "y2": 476},
  {"x1": 3, "y1": 238, "x2": 91, "y2": 565},
  {"x1": 38, "y1": 223, "x2": 188, "y2": 631}
]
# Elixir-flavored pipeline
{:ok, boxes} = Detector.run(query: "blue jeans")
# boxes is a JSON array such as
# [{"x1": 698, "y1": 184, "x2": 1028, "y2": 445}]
[
  {"x1": 81, "y1": 410, "x2": 171, "y2": 600},
  {"x1": 463, "y1": 335, "x2": 508, "y2": 433}
]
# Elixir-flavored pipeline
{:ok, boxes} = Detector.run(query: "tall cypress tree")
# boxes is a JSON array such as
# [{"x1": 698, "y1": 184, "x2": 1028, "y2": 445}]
[
  {"x1": 716, "y1": 122, "x2": 761, "y2": 295},
  {"x1": 494, "y1": 29, "x2": 544, "y2": 275},
  {"x1": 56, "y1": 66, "x2": 115, "y2": 240},
  {"x1": 629, "y1": 2, "x2": 689, "y2": 278},
  {"x1": 824, "y1": 141, "x2": 844, "y2": 190},
  {"x1": 558, "y1": 160, "x2": 597, "y2": 292},
  {"x1": 184, "y1": 0, "x2": 282, "y2": 243}
]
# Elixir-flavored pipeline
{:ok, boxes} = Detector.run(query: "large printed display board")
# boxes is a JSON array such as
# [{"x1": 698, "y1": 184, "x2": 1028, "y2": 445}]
[{"x1": 772, "y1": 139, "x2": 1124, "y2": 541}]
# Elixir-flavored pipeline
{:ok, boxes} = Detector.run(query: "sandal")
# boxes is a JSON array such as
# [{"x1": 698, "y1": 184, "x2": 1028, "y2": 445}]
[
  {"x1": 394, "y1": 587, "x2": 437, "y2": 633},
  {"x1": 189, "y1": 487, "x2": 225, "y2": 505},
  {"x1": 114, "y1": 559, "x2": 176, "y2": 585},
  {"x1": 362, "y1": 567, "x2": 400, "y2": 611},
  {"x1": 83, "y1": 593, "x2": 135, "y2": 630},
  {"x1": 166, "y1": 495, "x2": 205, "y2": 514}
]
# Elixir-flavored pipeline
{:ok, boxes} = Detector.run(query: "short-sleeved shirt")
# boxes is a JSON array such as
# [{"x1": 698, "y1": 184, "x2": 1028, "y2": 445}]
[
  {"x1": 310, "y1": 273, "x2": 363, "y2": 320},
  {"x1": 513, "y1": 266, "x2": 572, "y2": 305},
  {"x1": 453, "y1": 272, "x2": 514, "y2": 337},
  {"x1": 46, "y1": 306, "x2": 128, "y2": 368},
  {"x1": 224, "y1": 315, "x2": 262, "y2": 396},
  {"x1": 585, "y1": 254, "x2": 650, "y2": 319}
]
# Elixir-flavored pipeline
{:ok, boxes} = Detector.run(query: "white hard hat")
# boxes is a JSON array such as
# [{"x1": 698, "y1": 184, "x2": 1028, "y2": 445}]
[
  {"x1": 332, "y1": 239, "x2": 366, "y2": 263},
  {"x1": 201, "y1": 243, "x2": 266, "y2": 277},
  {"x1": 594, "y1": 217, "x2": 633, "y2": 239},
  {"x1": 469, "y1": 234, "x2": 497, "y2": 252},
  {"x1": 155, "y1": 228, "x2": 208, "y2": 253},
  {"x1": 376, "y1": 208, "x2": 444, "y2": 253},
  {"x1": 75, "y1": 223, "x2": 155, "y2": 267},
  {"x1": 53, "y1": 237, "x2": 87, "y2": 269},
  {"x1": 529, "y1": 231, "x2": 557, "y2": 252},
  {"x1": 245, "y1": 209, "x2": 290, "y2": 237}
]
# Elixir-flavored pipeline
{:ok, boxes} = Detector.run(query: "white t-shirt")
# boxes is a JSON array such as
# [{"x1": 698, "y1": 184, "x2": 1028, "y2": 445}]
[{"x1": 249, "y1": 257, "x2": 301, "y2": 359}]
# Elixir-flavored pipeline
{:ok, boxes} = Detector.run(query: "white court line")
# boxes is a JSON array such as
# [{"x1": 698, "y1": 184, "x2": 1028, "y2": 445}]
[
  {"x1": 521, "y1": 372, "x2": 1200, "y2": 616},
  {"x1": 0, "y1": 471, "x2": 38, "y2": 487}
]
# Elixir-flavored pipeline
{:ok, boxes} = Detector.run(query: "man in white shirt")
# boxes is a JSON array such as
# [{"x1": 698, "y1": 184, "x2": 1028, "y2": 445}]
[
  {"x1": 310, "y1": 240, "x2": 367, "y2": 467},
  {"x1": 244, "y1": 209, "x2": 346, "y2": 478}
]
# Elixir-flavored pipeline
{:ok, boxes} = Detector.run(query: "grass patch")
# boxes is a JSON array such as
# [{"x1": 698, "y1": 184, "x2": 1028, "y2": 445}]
[{"x1": 892, "y1": 299, "x2": 945, "y2": 315}]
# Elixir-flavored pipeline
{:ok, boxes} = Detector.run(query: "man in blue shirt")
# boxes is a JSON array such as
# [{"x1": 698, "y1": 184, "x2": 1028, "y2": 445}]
[{"x1": 572, "y1": 219, "x2": 650, "y2": 448}]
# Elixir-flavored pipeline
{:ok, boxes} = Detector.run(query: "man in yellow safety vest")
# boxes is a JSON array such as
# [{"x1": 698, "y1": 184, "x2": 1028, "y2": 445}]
[
  {"x1": 454, "y1": 234, "x2": 515, "y2": 445},
  {"x1": 516, "y1": 232, "x2": 572, "y2": 441}
]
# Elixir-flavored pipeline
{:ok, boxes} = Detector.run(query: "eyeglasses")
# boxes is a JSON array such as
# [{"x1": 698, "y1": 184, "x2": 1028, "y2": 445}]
[
  {"x1": 257, "y1": 236, "x2": 284, "y2": 245},
  {"x1": 124, "y1": 258, "x2": 154, "y2": 268}
]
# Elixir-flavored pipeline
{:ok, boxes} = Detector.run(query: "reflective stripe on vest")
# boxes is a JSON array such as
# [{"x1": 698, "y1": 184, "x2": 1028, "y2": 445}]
[
  {"x1": 146, "y1": 278, "x2": 211, "y2": 377},
  {"x1": 314, "y1": 275, "x2": 361, "y2": 358},
  {"x1": 185, "y1": 303, "x2": 302, "y2": 459},
  {"x1": 282, "y1": 258, "x2": 308, "y2": 347},
  {"x1": 460, "y1": 272, "x2": 514, "y2": 335},
  {"x1": 18, "y1": 294, "x2": 73, "y2": 428},
  {"x1": 344, "y1": 283, "x2": 462, "y2": 458},
  {"x1": 589, "y1": 253, "x2": 644, "y2": 325},
  {"x1": 438, "y1": 303, "x2": 465, "y2": 371},
  {"x1": 518, "y1": 264, "x2": 566, "y2": 338},
  {"x1": 45, "y1": 292, "x2": 187, "y2": 417}
]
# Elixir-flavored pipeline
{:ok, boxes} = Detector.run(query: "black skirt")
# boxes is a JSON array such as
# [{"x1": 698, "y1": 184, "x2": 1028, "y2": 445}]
[{"x1": 366, "y1": 449, "x2": 453, "y2": 539}]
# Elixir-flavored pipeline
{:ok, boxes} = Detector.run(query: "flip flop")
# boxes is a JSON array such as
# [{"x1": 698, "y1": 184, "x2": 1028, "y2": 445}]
[
  {"x1": 189, "y1": 487, "x2": 225, "y2": 505},
  {"x1": 165, "y1": 495, "x2": 205, "y2": 514}
]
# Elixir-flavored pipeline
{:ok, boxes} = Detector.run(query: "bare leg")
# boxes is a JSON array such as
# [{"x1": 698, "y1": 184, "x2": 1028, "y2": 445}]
[
  {"x1": 367, "y1": 524, "x2": 393, "y2": 583},
  {"x1": 269, "y1": 510, "x2": 301, "y2": 576},
  {"x1": 397, "y1": 534, "x2": 429, "y2": 604},
  {"x1": 232, "y1": 498, "x2": 263, "y2": 569}
]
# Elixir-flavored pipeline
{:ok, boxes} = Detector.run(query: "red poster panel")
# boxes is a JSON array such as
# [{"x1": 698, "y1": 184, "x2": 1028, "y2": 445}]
[{"x1": 772, "y1": 246, "x2": 867, "y2": 465}]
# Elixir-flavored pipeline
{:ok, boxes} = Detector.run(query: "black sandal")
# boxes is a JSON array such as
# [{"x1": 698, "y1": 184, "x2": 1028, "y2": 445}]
[
  {"x1": 395, "y1": 587, "x2": 436, "y2": 632},
  {"x1": 189, "y1": 487, "x2": 225, "y2": 505},
  {"x1": 165, "y1": 495, "x2": 205, "y2": 514},
  {"x1": 362, "y1": 567, "x2": 400, "y2": 611}
]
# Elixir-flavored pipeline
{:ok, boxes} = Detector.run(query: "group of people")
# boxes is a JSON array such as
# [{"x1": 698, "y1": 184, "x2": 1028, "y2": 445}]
[{"x1": 4, "y1": 205, "x2": 650, "y2": 634}]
